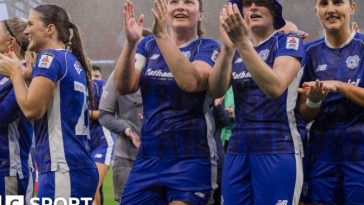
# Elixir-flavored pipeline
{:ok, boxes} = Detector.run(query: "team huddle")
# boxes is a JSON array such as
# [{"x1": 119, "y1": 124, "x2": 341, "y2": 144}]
[{"x1": 0, "y1": 0, "x2": 363, "y2": 205}]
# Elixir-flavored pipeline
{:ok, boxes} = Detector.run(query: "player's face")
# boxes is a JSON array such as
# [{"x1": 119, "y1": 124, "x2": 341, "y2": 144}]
[
  {"x1": 24, "y1": 10, "x2": 49, "y2": 53},
  {"x1": 167, "y1": 0, "x2": 202, "y2": 33},
  {"x1": 92, "y1": 70, "x2": 102, "y2": 80},
  {"x1": 242, "y1": 1, "x2": 274, "y2": 32},
  {"x1": 315, "y1": 0, "x2": 355, "y2": 33},
  {"x1": 0, "y1": 23, "x2": 11, "y2": 54}
]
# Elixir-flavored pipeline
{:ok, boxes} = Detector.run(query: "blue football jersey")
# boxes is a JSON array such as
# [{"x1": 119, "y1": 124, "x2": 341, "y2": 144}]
[
  {"x1": 0, "y1": 77, "x2": 32, "y2": 179},
  {"x1": 229, "y1": 32, "x2": 306, "y2": 155},
  {"x1": 32, "y1": 49, "x2": 96, "y2": 173},
  {"x1": 89, "y1": 79, "x2": 109, "y2": 147},
  {"x1": 136, "y1": 36, "x2": 220, "y2": 158},
  {"x1": 303, "y1": 32, "x2": 364, "y2": 163}
]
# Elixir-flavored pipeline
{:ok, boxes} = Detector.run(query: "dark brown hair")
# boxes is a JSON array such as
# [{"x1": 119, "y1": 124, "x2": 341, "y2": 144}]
[{"x1": 33, "y1": 4, "x2": 93, "y2": 107}]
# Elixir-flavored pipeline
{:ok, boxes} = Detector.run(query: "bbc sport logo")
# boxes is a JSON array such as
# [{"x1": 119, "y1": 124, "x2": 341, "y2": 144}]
[{"x1": 0, "y1": 195, "x2": 93, "y2": 205}]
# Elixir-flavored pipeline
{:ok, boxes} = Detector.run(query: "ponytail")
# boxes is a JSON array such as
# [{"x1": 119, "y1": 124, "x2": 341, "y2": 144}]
[{"x1": 69, "y1": 22, "x2": 93, "y2": 108}]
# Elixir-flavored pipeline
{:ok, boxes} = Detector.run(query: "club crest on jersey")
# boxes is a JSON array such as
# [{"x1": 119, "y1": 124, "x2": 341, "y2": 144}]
[
  {"x1": 286, "y1": 36, "x2": 299, "y2": 51},
  {"x1": 346, "y1": 55, "x2": 360, "y2": 69},
  {"x1": 38, "y1": 53, "x2": 54, "y2": 69},
  {"x1": 258, "y1": 49, "x2": 270, "y2": 61}
]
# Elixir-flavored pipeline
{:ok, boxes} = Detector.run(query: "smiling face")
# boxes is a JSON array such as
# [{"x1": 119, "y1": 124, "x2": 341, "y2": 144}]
[
  {"x1": 242, "y1": 0, "x2": 275, "y2": 32},
  {"x1": 167, "y1": 0, "x2": 202, "y2": 34},
  {"x1": 315, "y1": 0, "x2": 355, "y2": 33},
  {"x1": 24, "y1": 10, "x2": 50, "y2": 52}
]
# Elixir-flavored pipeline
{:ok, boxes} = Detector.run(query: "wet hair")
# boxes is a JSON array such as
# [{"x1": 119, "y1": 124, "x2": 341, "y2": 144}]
[
  {"x1": 2, "y1": 17, "x2": 28, "y2": 56},
  {"x1": 197, "y1": 0, "x2": 204, "y2": 37},
  {"x1": 33, "y1": 4, "x2": 93, "y2": 107}
]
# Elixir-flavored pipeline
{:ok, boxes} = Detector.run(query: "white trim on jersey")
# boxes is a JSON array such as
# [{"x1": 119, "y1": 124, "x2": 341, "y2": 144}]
[
  {"x1": 102, "y1": 126, "x2": 114, "y2": 166},
  {"x1": 8, "y1": 120, "x2": 21, "y2": 177},
  {"x1": 135, "y1": 54, "x2": 146, "y2": 72},
  {"x1": 55, "y1": 172, "x2": 71, "y2": 199},
  {"x1": 286, "y1": 68, "x2": 304, "y2": 157},
  {"x1": 48, "y1": 83, "x2": 70, "y2": 172},
  {"x1": 293, "y1": 154, "x2": 303, "y2": 205},
  {"x1": 203, "y1": 95, "x2": 218, "y2": 190},
  {"x1": 286, "y1": 67, "x2": 305, "y2": 205}
]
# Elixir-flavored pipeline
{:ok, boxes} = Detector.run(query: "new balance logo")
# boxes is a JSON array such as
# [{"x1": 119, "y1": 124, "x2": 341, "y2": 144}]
[
  {"x1": 315, "y1": 64, "x2": 327, "y2": 72},
  {"x1": 194, "y1": 192, "x2": 206, "y2": 199},
  {"x1": 150, "y1": 54, "x2": 160, "y2": 60},
  {"x1": 276, "y1": 200, "x2": 288, "y2": 205}
]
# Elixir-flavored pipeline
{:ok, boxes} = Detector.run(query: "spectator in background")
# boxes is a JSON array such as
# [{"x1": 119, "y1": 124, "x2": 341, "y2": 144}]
[
  {"x1": 92, "y1": 65, "x2": 102, "y2": 80},
  {"x1": 89, "y1": 65, "x2": 115, "y2": 205},
  {"x1": 98, "y1": 28, "x2": 150, "y2": 203}
]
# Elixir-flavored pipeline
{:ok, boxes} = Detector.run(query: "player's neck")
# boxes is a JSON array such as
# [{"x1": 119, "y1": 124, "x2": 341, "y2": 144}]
[
  {"x1": 325, "y1": 28, "x2": 352, "y2": 48},
  {"x1": 43, "y1": 40, "x2": 66, "y2": 51},
  {"x1": 251, "y1": 27, "x2": 275, "y2": 46},
  {"x1": 171, "y1": 30, "x2": 198, "y2": 47}
]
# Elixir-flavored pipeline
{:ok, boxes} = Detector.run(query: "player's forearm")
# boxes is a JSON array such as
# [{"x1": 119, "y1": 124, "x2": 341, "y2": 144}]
[
  {"x1": 155, "y1": 36, "x2": 205, "y2": 92},
  {"x1": 99, "y1": 110, "x2": 129, "y2": 136},
  {"x1": 209, "y1": 47, "x2": 234, "y2": 98},
  {"x1": 337, "y1": 81, "x2": 364, "y2": 107},
  {"x1": 236, "y1": 44, "x2": 287, "y2": 99},
  {"x1": 114, "y1": 41, "x2": 140, "y2": 95}
]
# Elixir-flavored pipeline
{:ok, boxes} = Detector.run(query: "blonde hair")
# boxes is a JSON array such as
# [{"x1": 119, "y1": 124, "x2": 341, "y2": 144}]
[{"x1": 3, "y1": 17, "x2": 28, "y2": 56}]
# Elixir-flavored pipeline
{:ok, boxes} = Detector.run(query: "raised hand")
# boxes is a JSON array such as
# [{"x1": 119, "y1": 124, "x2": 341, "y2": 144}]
[
  {"x1": 0, "y1": 52, "x2": 22, "y2": 78},
  {"x1": 219, "y1": 12, "x2": 235, "y2": 50},
  {"x1": 297, "y1": 80, "x2": 329, "y2": 103},
  {"x1": 123, "y1": 0, "x2": 144, "y2": 44},
  {"x1": 152, "y1": 0, "x2": 168, "y2": 38},
  {"x1": 220, "y1": 3, "x2": 250, "y2": 47}
]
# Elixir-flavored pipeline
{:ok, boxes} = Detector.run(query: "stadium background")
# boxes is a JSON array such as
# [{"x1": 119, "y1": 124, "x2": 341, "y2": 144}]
[{"x1": 1, "y1": 0, "x2": 364, "y2": 204}]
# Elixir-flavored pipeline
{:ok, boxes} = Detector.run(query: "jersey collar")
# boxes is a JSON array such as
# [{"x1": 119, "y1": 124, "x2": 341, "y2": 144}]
[
  {"x1": 325, "y1": 31, "x2": 356, "y2": 49},
  {"x1": 255, "y1": 31, "x2": 277, "y2": 47},
  {"x1": 179, "y1": 36, "x2": 199, "y2": 48}
]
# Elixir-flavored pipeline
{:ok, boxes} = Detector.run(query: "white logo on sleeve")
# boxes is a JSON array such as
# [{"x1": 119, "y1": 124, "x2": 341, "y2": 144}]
[
  {"x1": 346, "y1": 55, "x2": 360, "y2": 69},
  {"x1": 286, "y1": 36, "x2": 299, "y2": 50},
  {"x1": 38, "y1": 54, "x2": 54, "y2": 69},
  {"x1": 276, "y1": 200, "x2": 288, "y2": 205},
  {"x1": 150, "y1": 54, "x2": 160, "y2": 60}
]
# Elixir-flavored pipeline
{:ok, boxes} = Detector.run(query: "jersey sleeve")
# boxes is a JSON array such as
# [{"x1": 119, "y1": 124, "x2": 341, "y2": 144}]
[
  {"x1": 32, "y1": 51, "x2": 61, "y2": 83},
  {"x1": 135, "y1": 36, "x2": 154, "y2": 71},
  {"x1": 0, "y1": 89, "x2": 20, "y2": 124},
  {"x1": 192, "y1": 39, "x2": 221, "y2": 67},
  {"x1": 99, "y1": 71, "x2": 117, "y2": 113},
  {"x1": 276, "y1": 33, "x2": 306, "y2": 65}
]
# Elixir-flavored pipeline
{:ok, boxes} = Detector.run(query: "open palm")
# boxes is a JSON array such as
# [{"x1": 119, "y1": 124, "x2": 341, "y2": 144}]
[{"x1": 123, "y1": 0, "x2": 144, "y2": 44}]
